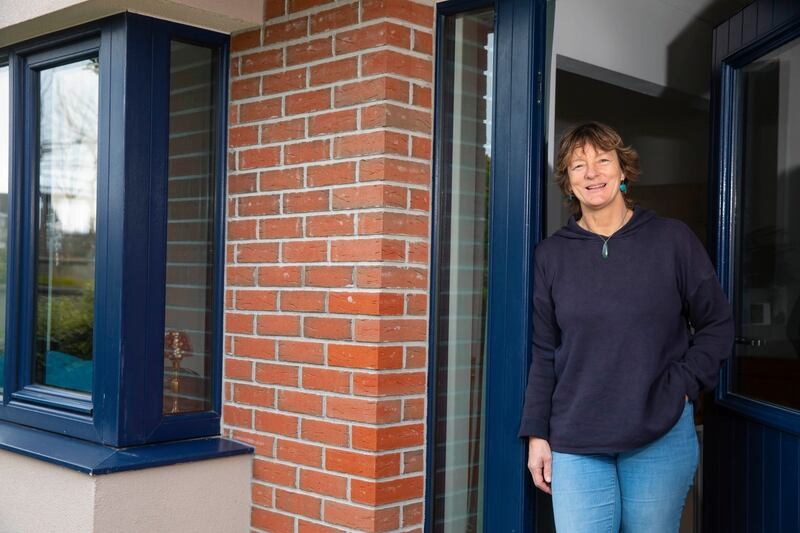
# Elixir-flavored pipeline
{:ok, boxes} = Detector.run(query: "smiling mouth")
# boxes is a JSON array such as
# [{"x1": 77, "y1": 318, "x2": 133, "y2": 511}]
[{"x1": 586, "y1": 183, "x2": 606, "y2": 190}]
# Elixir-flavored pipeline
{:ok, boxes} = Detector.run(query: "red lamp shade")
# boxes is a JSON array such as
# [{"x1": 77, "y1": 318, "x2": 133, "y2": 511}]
[{"x1": 164, "y1": 330, "x2": 193, "y2": 360}]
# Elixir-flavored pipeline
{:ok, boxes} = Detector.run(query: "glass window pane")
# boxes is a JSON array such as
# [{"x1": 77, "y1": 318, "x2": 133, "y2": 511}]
[
  {"x1": 163, "y1": 41, "x2": 217, "y2": 414},
  {"x1": 731, "y1": 38, "x2": 800, "y2": 410},
  {"x1": 0, "y1": 64, "x2": 8, "y2": 395},
  {"x1": 433, "y1": 8, "x2": 493, "y2": 532},
  {"x1": 34, "y1": 58, "x2": 99, "y2": 393}
]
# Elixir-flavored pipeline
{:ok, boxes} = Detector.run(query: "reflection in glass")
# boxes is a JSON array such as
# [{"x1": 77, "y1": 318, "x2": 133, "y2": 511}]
[
  {"x1": 163, "y1": 41, "x2": 216, "y2": 414},
  {"x1": 0, "y1": 65, "x2": 8, "y2": 395},
  {"x1": 34, "y1": 58, "x2": 99, "y2": 393},
  {"x1": 732, "y1": 38, "x2": 800, "y2": 410},
  {"x1": 433, "y1": 8, "x2": 493, "y2": 532}
]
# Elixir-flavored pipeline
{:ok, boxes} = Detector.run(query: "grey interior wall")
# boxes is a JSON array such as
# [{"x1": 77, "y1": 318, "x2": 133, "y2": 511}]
[
  {"x1": 545, "y1": 0, "x2": 750, "y2": 238},
  {"x1": 547, "y1": 69, "x2": 709, "y2": 239},
  {"x1": 551, "y1": 0, "x2": 750, "y2": 99}
]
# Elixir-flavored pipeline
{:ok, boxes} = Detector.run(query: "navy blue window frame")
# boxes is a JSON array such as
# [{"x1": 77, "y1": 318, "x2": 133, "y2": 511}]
[
  {"x1": 0, "y1": 13, "x2": 231, "y2": 449},
  {"x1": 426, "y1": 0, "x2": 547, "y2": 531},
  {"x1": 712, "y1": 9, "x2": 800, "y2": 437}
]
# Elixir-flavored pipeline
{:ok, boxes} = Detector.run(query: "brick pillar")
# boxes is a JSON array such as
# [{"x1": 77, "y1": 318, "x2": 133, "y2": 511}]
[{"x1": 224, "y1": 1, "x2": 434, "y2": 531}]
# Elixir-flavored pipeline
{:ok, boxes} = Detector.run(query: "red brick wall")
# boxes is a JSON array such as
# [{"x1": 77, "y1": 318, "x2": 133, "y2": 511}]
[{"x1": 224, "y1": 1, "x2": 434, "y2": 531}]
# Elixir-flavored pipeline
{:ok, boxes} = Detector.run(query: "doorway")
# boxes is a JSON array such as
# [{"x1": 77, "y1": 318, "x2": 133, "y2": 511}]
[{"x1": 538, "y1": 1, "x2": 750, "y2": 531}]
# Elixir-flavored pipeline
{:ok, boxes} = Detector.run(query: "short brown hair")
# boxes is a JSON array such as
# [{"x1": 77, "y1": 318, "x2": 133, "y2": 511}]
[{"x1": 554, "y1": 122, "x2": 640, "y2": 218}]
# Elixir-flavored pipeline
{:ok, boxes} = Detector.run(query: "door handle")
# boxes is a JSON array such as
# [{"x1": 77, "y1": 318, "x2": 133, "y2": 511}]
[{"x1": 735, "y1": 336, "x2": 765, "y2": 347}]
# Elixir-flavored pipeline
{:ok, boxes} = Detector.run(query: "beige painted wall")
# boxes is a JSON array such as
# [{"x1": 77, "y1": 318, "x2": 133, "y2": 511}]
[
  {"x1": 0, "y1": 450, "x2": 252, "y2": 533},
  {"x1": 0, "y1": 452, "x2": 95, "y2": 533},
  {"x1": 0, "y1": 0, "x2": 262, "y2": 47}
]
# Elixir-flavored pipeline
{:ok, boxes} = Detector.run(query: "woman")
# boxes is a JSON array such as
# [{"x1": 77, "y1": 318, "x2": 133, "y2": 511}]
[{"x1": 519, "y1": 122, "x2": 734, "y2": 532}]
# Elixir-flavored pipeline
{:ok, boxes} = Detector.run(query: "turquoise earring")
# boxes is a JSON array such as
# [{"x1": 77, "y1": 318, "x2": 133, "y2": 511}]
[
  {"x1": 567, "y1": 192, "x2": 574, "y2": 201},
  {"x1": 620, "y1": 181, "x2": 627, "y2": 193}
]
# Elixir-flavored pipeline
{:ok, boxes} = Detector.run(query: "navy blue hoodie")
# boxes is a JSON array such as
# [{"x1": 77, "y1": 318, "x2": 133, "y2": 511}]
[{"x1": 518, "y1": 206, "x2": 734, "y2": 453}]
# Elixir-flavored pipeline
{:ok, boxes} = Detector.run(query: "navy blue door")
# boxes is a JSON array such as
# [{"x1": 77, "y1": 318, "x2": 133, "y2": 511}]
[
  {"x1": 706, "y1": 2, "x2": 800, "y2": 531},
  {"x1": 427, "y1": 1, "x2": 547, "y2": 531}
]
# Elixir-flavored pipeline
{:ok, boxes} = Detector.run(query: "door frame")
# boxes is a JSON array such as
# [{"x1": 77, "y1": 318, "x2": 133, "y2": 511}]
[
  {"x1": 711, "y1": 1, "x2": 800, "y2": 437},
  {"x1": 425, "y1": 0, "x2": 548, "y2": 531},
  {"x1": 482, "y1": 0, "x2": 548, "y2": 531}
]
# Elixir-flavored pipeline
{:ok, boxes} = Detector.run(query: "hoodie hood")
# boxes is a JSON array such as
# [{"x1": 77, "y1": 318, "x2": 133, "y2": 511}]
[{"x1": 554, "y1": 205, "x2": 657, "y2": 241}]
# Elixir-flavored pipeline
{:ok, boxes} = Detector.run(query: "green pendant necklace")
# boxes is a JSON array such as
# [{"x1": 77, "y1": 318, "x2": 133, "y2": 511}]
[
  {"x1": 582, "y1": 207, "x2": 631, "y2": 259},
  {"x1": 601, "y1": 238, "x2": 611, "y2": 259}
]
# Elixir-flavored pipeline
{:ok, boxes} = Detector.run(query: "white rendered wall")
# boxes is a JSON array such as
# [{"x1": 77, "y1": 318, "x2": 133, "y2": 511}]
[
  {"x1": 0, "y1": 450, "x2": 252, "y2": 533},
  {"x1": 0, "y1": 0, "x2": 262, "y2": 47}
]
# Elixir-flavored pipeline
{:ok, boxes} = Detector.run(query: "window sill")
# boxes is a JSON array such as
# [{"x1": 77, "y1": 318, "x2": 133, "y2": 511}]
[{"x1": 0, "y1": 419, "x2": 252, "y2": 475}]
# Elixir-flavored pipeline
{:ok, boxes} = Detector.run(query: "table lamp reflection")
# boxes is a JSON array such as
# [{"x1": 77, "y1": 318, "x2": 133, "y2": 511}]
[{"x1": 164, "y1": 330, "x2": 193, "y2": 414}]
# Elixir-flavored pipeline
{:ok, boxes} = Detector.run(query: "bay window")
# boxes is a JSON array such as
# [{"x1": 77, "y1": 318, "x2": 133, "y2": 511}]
[{"x1": 0, "y1": 14, "x2": 240, "y2": 462}]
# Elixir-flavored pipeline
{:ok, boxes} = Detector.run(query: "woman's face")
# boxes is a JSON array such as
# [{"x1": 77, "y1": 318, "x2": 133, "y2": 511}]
[{"x1": 566, "y1": 143, "x2": 626, "y2": 212}]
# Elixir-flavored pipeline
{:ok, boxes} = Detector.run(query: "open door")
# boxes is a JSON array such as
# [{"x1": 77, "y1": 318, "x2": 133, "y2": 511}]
[
  {"x1": 428, "y1": 1, "x2": 547, "y2": 531},
  {"x1": 705, "y1": 2, "x2": 800, "y2": 531}
]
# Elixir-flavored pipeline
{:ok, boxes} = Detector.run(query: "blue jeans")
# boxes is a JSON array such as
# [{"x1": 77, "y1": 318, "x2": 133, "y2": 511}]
[{"x1": 551, "y1": 401, "x2": 698, "y2": 533}]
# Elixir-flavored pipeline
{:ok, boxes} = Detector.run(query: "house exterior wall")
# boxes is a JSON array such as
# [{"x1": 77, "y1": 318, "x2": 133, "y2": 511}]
[
  {"x1": 222, "y1": 1, "x2": 435, "y2": 531},
  {"x1": 92, "y1": 455, "x2": 251, "y2": 532},
  {"x1": 0, "y1": 450, "x2": 251, "y2": 533},
  {"x1": 0, "y1": 0, "x2": 436, "y2": 531},
  {"x1": 0, "y1": 450, "x2": 95, "y2": 533}
]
